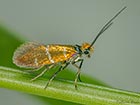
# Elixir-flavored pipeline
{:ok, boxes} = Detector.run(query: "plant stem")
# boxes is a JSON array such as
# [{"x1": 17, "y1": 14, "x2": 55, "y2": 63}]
[{"x1": 0, "y1": 66, "x2": 140, "y2": 105}]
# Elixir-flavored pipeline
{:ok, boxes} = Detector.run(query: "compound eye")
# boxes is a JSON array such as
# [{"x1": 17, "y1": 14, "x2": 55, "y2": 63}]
[{"x1": 84, "y1": 50, "x2": 89, "y2": 55}]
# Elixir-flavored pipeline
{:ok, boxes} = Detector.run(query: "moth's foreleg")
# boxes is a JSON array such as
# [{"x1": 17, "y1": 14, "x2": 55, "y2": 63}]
[{"x1": 72, "y1": 59, "x2": 84, "y2": 89}]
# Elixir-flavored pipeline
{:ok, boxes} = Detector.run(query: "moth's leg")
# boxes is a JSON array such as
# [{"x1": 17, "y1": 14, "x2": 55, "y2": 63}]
[
  {"x1": 72, "y1": 59, "x2": 84, "y2": 89},
  {"x1": 30, "y1": 64, "x2": 54, "y2": 81},
  {"x1": 77, "y1": 59, "x2": 84, "y2": 82},
  {"x1": 44, "y1": 62, "x2": 69, "y2": 89},
  {"x1": 72, "y1": 59, "x2": 84, "y2": 82}
]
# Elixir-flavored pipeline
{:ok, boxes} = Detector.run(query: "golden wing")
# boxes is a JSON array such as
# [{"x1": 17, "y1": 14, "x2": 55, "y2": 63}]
[{"x1": 13, "y1": 42, "x2": 77, "y2": 68}]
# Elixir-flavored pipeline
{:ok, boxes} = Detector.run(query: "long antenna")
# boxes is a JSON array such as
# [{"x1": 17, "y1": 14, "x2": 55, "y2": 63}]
[{"x1": 89, "y1": 6, "x2": 126, "y2": 48}]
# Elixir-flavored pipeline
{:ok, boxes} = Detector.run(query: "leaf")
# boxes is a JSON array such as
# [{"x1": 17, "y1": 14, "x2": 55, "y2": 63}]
[{"x1": 0, "y1": 66, "x2": 140, "y2": 105}]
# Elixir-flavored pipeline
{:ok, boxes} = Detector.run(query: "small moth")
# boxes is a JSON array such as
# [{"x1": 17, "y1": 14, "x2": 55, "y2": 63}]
[{"x1": 13, "y1": 7, "x2": 126, "y2": 89}]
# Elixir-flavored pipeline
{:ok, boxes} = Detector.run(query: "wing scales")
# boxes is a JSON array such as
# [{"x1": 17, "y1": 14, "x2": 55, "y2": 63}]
[{"x1": 13, "y1": 42, "x2": 77, "y2": 68}]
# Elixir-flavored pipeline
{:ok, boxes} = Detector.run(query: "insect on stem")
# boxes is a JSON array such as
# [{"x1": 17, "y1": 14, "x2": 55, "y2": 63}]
[{"x1": 13, "y1": 6, "x2": 127, "y2": 90}]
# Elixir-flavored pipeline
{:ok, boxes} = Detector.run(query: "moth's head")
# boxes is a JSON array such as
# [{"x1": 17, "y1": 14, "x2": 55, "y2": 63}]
[{"x1": 81, "y1": 42, "x2": 94, "y2": 58}]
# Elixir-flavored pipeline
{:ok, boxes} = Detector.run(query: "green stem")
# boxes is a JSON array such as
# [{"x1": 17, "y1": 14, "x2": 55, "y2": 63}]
[{"x1": 0, "y1": 66, "x2": 140, "y2": 105}]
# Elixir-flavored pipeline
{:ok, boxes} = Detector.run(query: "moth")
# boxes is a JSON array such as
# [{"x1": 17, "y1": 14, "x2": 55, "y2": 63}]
[{"x1": 13, "y1": 7, "x2": 126, "y2": 89}]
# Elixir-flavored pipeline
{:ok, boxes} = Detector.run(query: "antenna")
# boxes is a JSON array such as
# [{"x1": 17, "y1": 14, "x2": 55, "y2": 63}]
[{"x1": 89, "y1": 6, "x2": 126, "y2": 48}]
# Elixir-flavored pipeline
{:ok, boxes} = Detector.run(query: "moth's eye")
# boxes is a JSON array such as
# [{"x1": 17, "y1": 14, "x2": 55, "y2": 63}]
[{"x1": 84, "y1": 50, "x2": 89, "y2": 55}]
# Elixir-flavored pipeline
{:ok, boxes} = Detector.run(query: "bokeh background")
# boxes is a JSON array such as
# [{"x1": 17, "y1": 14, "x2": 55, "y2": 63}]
[{"x1": 0, "y1": 0, "x2": 140, "y2": 105}]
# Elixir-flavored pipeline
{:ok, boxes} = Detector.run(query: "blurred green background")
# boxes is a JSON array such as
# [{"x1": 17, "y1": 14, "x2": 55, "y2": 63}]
[{"x1": 0, "y1": 0, "x2": 140, "y2": 105}]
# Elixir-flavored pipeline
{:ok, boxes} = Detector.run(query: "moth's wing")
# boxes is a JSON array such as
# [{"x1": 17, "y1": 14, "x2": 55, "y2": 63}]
[
  {"x1": 13, "y1": 42, "x2": 50, "y2": 68},
  {"x1": 49, "y1": 45, "x2": 77, "y2": 63},
  {"x1": 13, "y1": 43, "x2": 78, "y2": 68}
]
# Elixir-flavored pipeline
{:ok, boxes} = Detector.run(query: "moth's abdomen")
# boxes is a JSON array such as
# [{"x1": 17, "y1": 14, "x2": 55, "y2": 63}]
[{"x1": 13, "y1": 42, "x2": 77, "y2": 68}]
